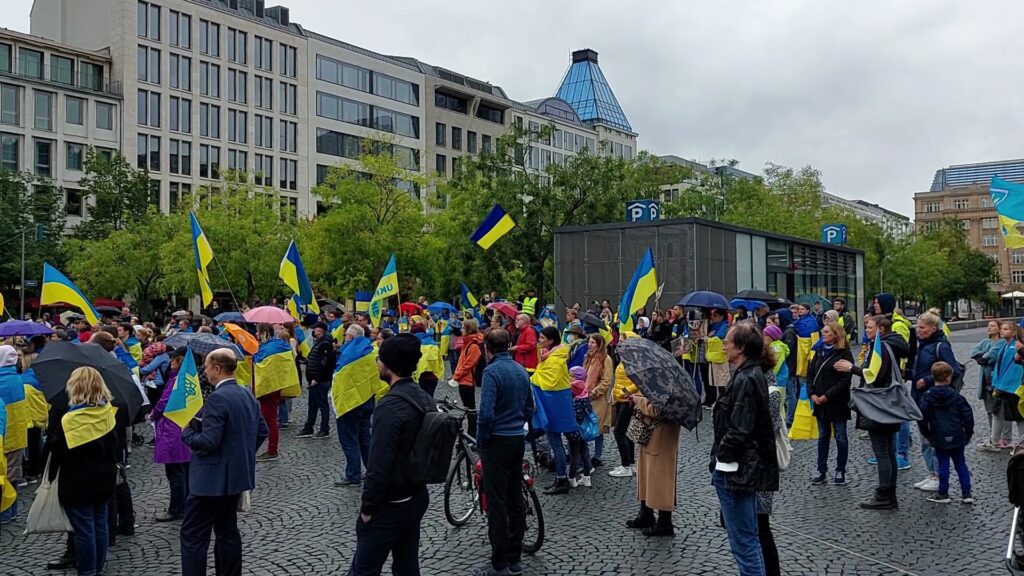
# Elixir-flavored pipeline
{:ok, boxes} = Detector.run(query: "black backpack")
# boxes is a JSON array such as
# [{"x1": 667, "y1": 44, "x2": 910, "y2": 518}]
[
  {"x1": 1008, "y1": 451, "x2": 1024, "y2": 506},
  {"x1": 395, "y1": 392, "x2": 460, "y2": 485}
]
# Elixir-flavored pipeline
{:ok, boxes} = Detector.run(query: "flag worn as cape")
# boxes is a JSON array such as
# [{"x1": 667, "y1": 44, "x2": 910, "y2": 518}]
[
  {"x1": 253, "y1": 339, "x2": 299, "y2": 398},
  {"x1": 794, "y1": 314, "x2": 820, "y2": 378},
  {"x1": 530, "y1": 346, "x2": 576, "y2": 433},
  {"x1": 61, "y1": 403, "x2": 116, "y2": 449},
  {"x1": 0, "y1": 366, "x2": 27, "y2": 451},
  {"x1": 413, "y1": 333, "x2": 445, "y2": 382},
  {"x1": 331, "y1": 337, "x2": 386, "y2": 417},
  {"x1": 0, "y1": 397, "x2": 13, "y2": 513},
  {"x1": 125, "y1": 337, "x2": 143, "y2": 363}
]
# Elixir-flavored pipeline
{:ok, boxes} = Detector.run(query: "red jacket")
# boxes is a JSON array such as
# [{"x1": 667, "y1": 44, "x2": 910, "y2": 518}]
[{"x1": 512, "y1": 326, "x2": 538, "y2": 371}]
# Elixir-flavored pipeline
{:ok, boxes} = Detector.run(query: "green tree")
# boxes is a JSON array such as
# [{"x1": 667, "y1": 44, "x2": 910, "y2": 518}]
[
  {"x1": 0, "y1": 171, "x2": 65, "y2": 301},
  {"x1": 75, "y1": 149, "x2": 151, "y2": 240}
]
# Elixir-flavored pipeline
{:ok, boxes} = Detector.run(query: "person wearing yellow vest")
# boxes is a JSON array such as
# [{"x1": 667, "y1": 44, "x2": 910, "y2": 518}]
[
  {"x1": 49, "y1": 367, "x2": 120, "y2": 576},
  {"x1": 701, "y1": 309, "x2": 731, "y2": 409},
  {"x1": 0, "y1": 346, "x2": 27, "y2": 500},
  {"x1": 521, "y1": 289, "x2": 538, "y2": 318}
]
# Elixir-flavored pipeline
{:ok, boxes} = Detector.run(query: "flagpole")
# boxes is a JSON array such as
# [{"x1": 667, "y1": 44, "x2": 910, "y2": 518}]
[{"x1": 209, "y1": 252, "x2": 241, "y2": 312}]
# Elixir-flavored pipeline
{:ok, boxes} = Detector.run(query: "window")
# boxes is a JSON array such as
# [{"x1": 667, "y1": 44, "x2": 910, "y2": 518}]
[
  {"x1": 957, "y1": 220, "x2": 970, "y2": 230},
  {"x1": 199, "y1": 103, "x2": 220, "y2": 138},
  {"x1": 255, "y1": 76, "x2": 272, "y2": 109},
  {"x1": 279, "y1": 83, "x2": 297, "y2": 115},
  {"x1": 279, "y1": 120, "x2": 296, "y2": 153},
  {"x1": 451, "y1": 127, "x2": 462, "y2": 151},
  {"x1": 169, "y1": 96, "x2": 191, "y2": 133},
  {"x1": 65, "y1": 188, "x2": 83, "y2": 217},
  {"x1": 1014, "y1": 270, "x2": 1024, "y2": 284},
  {"x1": 137, "y1": 89, "x2": 160, "y2": 127},
  {"x1": 278, "y1": 44, "x2": 296, "y2": 78},
  {"x1": 983, "y1": 217, "x2": 998, "y2": 229},
  {"x1": 575, "y1": 134, "x2": 585, "y2": 153},
  {"x1": 315, "y1": 55, "x2": 369, "y2": 92},
  {"x1": 137, "y1": 45, "x2": 161, "y2": 84},
  {"x1": 255, "y1": 115, "x2": 273, "y2": 148},
  {"x1": 467, "y1": 131, "x2": 477, "y2": 154},
  {"x1": 983, "y1": 197, "x2": 993, "y2": 208},
  {"x1": 227, "y1": 148, "x2": 247, "y2": 172},
  {"x1": 924, "y1": 201, "x2": 941, "y2": 213},
  {"x1": 148, "y1": 179, "x2": 161, "y2": 206},
  {"x1": 199, "y1": 144, "x2": 220, "y2": 179},
  {"x1": 1013, "y1": 252, "x2": 1024, "y2": 265},
  {"x1": 373, "y1": 72, "x2": 418, "y2": 105},
  {"x1": 64, "y1": 96, "x2": 85, "y2": 126},
  {"x1": 279, "y1": 158, "x2": 296, "y2": 190},
  {"x1": 435, "y1": 153, "x2": 446, "y2": 176},
  {"x1": 0, "y1": 44, "x2": 10, "y2": 73},
  {"x1": 0, "y1": 133, "x2": 17, "y2": 172},
  {"x1": 315, "y1": 91, "x2": 370, "y2": 126},
  {"x1": 482, "y1": 134, "x2": 492, "y2": 153},
  {"x1": 476, "y1": 103, "x2": 503, "y2": 124},
  {"x1": 199, "y1": 61, "x2": 220, "y2": 97},
  {"x1": 199, "y1": 20, "x2": 220, "y2": 57},
  {"x1": 392, "y1": 144, "x2": 419, "y2": 171},
  {"x1": 254, "y1": 37, "x2": 273, "y2": 71},
  {"x1": 136, "y1": 134, "x2": 160, "y2": 171},
  {"x1": 18, "y1": 49, "x2": 43, "y2": 80},
  {"x1": 33, "y1": 90, "x2": 53, "y2": 131},
  {"x1": 169, "y1": 11, "x2": 191, "y2": 48},
  {"x1": 79, "y1": 63, "x2": 102, "y2": 91},
  {"x1": 65, "y1": 142, "x2": 84, "y2": 171},
  {"x1": 137, "y1": 2, "x2": 160, "y2": 41},
  {"x1": 983, "y1": 235, "x2": 1000, "y2": 247},
  {"x1": 1, "y1": 84, "x2": 19, "y2": 126},
  {"x1": 227, "y1": 29, "x2": 246, "y2": 64},
  {"x1": 228, "y1": 109, "x2": 247, "y2": 143},
  {"x1": 254, "y1": 153, "x2": 273, "y2": 186},
  {"x1": 169, "y1": 182, "x2": 191, "y2": 211},
  {"x1": 50, "y1": 56, "x2": 74, "y2": 85},
  {"x1": 96, "y1": 102, "x2": 114, "y2": 130},
  {"x1": 316, "y1": 128, "x2": 362, "y2": 159},
  {"x1": 624, "y1": 145, "x2": 633, "y2": 159},
  {"x1": 34, "y1": 139, "x2": 52, "y2": 177},
  {"x1": 434, "y1": 92, "x2": 467, "y2": 113},
  {"x1": 372, "y1": 106, "x2": 419, "y2": 138},
  {"x1": 435, "y1": 122, "x2": 446, "y2": 147},
  {"x1": 228, "y1": 69, "x2": 247, "y2": 103},
  {"x1": 169, "y1": 54, "x2": 191, "y2": 91},
  {"x1": 953, "y1": 198, "x2": 969, "y2": 210},
  {"x1": 170, "y1": 139, "x2": 191, "y2": 175}
]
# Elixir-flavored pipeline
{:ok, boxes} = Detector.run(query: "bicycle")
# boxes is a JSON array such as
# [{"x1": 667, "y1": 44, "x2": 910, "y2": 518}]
[{"x1": 439, "y1": 399, "x2": 545, "y2": 554}]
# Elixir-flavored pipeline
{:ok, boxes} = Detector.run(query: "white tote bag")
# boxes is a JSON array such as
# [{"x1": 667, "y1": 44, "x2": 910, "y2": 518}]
[{"x1": 24, "y1": 457, "x2": 72, "y2": 534}]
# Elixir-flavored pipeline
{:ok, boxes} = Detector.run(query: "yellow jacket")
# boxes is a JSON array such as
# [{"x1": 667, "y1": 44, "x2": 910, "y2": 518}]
[
  {"x1": 613, "y1": 362, "x2": 639, "y2": 403},
  {"x1": 24, "y1": 385, "x2": 48, "y2": 429}
]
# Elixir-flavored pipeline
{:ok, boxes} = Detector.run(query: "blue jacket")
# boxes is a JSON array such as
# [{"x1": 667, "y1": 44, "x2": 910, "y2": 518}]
[
  {"x1": 911, "y1": 332, "x2": 961, "y2": 402},
  {"x1": 139, "y1": 353, "x2": 170, "y2": 386},
  {"x1": 181, "y1": 378, "x2": 268, "y2": 497},
  {"x1": 918, "y1": 385, "x2": 974, "y2": 450},
  {"x1": 476, "y1": 353, "x2": 532, "y2": 447}
]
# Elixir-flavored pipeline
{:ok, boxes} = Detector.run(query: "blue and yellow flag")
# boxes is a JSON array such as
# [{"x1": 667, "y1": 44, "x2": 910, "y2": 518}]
[
  {"x1": 617, "y1": 247, "x2": 657, "y2": 334},
  {"x1": 279, "y1": 240, "x2": 320, "y2": 314},
  {"x1": 164, "y1": 347, "x2": 204, "y2": 430},
  {"x1": 125, "y1": 336, "x2": 143, "y2": 363},
  {"x1": 471, "y1": 204, "x2": 516, "y2": 250},
  {"x1": 368, "y1": 254, "x2": 399, "y2": 327},
  {"x1": 40, "y1": 263, "x2": 100, "y2": 326},
  {"x1": 788, "y1": 383, "x2": 819, "y2": 440},
  {"x1": 190, "y1": 212, "x2": 215, "y2": 307},
  {"x1": 991, "y1": 177, "x2": 1024, "y2": 249},
  {"x1": 331, "y1": 337, "x2": 386, "y2": 416},
  {"x1": 253, "y1": 338, "x2": 299, "y2": 398},
  {"x1": 286, "y1": 294, "x2": 302, "y2": 321},
  {"x1": 413, "y1": 332, "x2": 445, "y2": 382},
  {"x1": 861, "y1": 333, "x2": 884, "y2": 385},
  {"x1": 295, "y1": 325, "x2": 311, "y2": 358},
  {"x1": 0, "y1": 397, "x2": 13, "y2": 513},
  {"x1": 61, "y1": 402, "x2": 116, "y2": 449},
  {"x1": 794, "y1": 314, "x2": 820, "y2": 378},
  {"x1": 530, "y1": 346, "x2": 576, "y2": 433}
]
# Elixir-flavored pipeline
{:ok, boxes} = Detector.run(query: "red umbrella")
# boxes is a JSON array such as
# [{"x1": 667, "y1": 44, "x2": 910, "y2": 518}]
[
  {"x1": 243, "y1": 306, "x2": 293, "y2": 325},
  {"x1": 487, "y1": 302, "x2": 518, "y2": 319},
  {"x1": 399, "y1": 302, "x2": 423, "y2": 316}
]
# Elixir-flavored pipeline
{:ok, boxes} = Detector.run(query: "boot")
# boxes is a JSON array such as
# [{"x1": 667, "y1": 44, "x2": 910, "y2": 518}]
[
  {"x1": 543, "y1": 477, "x2": 570, "y2": 495},
  {"x1": 47, "y1": 538, "x2": 75, "y2": 570},
  {"x1": 625, "y1": 503, "x2": 655, "y2": 529},
  {"x1": 643, "y1": 511, "x2": 675, "y2": 537},
  {"x1": 859, "y1": 490, "x2": 898, "y2": 511}
]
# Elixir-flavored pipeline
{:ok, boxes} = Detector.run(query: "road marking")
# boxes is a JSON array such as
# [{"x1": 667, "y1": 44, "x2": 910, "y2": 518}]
[{"x1": 772, "y1": 522, "x2": 923, "y2": 576}]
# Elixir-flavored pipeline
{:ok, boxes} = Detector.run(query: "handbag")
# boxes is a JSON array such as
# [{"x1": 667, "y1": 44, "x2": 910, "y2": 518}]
[
  {"x1": 850, "y1": 343, "x2": 922, "y2": 426},
  {"x1": 625, "y1": 409, "x2": 663, "y2": 446},
  {"x1": 579, "y1": 410, "x2": 600, "y2": 442},
  {"x1": 24, "y1": 457, "x2": 72, "y2": 535},
  {"x1": 775, "y1": 420, "x2": 792, "y2": 471},
  {"x1": 710, "y1": 362, "x2": 731, "y2": 388}
]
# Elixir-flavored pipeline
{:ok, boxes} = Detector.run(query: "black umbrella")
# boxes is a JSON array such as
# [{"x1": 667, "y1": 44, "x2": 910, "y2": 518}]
[
  {"x1": 579, "y1": 312, "x2": 606, "y2": 329},
  {"x1": 733, "y1": 289, "x2": 776, "y2": 301},
  {"x1": 33, "y1": 341, "x2": 144, "y2": 419},
  {"x1": 94, "y1": 305, "x2": 122, "y2": 315},
  {"x1": 616, "y1": 337, "x2": 702, "y2": 430},
  {"x1": 317, "y1": 298, "x2": 346, "y2": 311}
]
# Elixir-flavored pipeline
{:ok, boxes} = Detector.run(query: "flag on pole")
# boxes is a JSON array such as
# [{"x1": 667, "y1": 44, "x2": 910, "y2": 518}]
[
  {"x1": 164, "y1": 347, "x2": 204, "y2": 429},
  {"x1": 286, "y1": 294, "x2": 302, "y2": 321},
  {"x1": 368, "y1": 254, "x2": 399, "y2": 326},
  {"x1": 470, "y1": 205, "x2": 516, "y2": 250},
  {"x1": 617, "y1": 247, "x2": 658, "y2": 333},
  {"x1": 279, "y1": 240, "x2": 320, "y2": 314},
  {"x1": 861, "y1": 332, "x2": 884, "y2": 385},
  {"x1": 991, "y1": 177, "x2": 1024, "y2": 249},
  {"x1": 40, "y1": 263, "x2": 100, "y2": 325},
  {"x1": 189, "y1": 212, "x2": 214, "y2": 307}
]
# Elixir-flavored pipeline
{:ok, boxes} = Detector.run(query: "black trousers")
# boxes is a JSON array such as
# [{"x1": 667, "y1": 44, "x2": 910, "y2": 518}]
[
  {"x1": 25, "y1": 428, "x2": 44, "y2": 478},
  {"x1": 420, "y1": 374, "x2": 439, "y2": 399},
  {"x1": 480, "y1": 436, "x2": 527, "y2": 571},
  {"x1": 459, "y1": 385, "x2": 478, "y2": 438},
  {"x1": 758, "y1": 514, "x2": 780, "y2": 576},
  {"x1": 869, "y1": 429, "x2": 898, "y2": 501},
  {"x1": 613, "y1": 403, "x2": 635, "y2": 467},
  {"x1": 699, "y1": 364, "x2": 716, "y2": 405},
  {"x1": 180, "y1": 494, "x2": 243, "y2": 576},
  {"x1": 348, "y1": 486, "x2": 429, "y2": 576},
  {"x1": 165, "y1": 463, "x2": 190, "y2": 516},
  {"x1": 302, "y1": 382, "x2": 331, "y2": 435}
]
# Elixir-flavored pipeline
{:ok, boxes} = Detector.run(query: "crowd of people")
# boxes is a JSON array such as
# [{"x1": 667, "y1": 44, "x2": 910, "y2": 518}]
[{"x1": 0, "y1": 288, "x2": 1005, "y2": 576}]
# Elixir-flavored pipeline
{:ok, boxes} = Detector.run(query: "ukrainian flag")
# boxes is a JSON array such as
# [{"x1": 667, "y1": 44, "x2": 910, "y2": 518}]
[
  {"x1": 61, "y1": 402, "x2": 116, "y2": 449},
  {"x1": 794, "y1": 314, "x2": 820, "y2": 378},
  {"x1": 438, "y1": 320, "x2": 452, "y2": 357},
  {"x1": 125, "y1": 336, "x2": 143, "y2": 363},
  {"x1": 413, "y1": 332, "x2": 445, "y2": 382},
  {"x1": 253, "y1": 338, "x2": 299, "y2": 399},
  {"x1": 164, "y1": 347, "x2": 204, "y2": 430},
  {"x1": 0, "y1": 397, "x2": 14, "y2": 514},
  {"x1": 530, "y1": 345, "x2": 576, "y2": 433},
  {"x1": 190, "y1": 212, "x2": 215, "y2": 307},
  {"x1": 470, "y1": 204, "x2": 516, "y2": 250},
  {"x1": 617, "y1": 247, "x2": 657, "y2": 334},
  {"x1": 295, "y1": 325, "x2": 311, "y2": 358},
  {"x1": 788, "y1": 383, "x2": 819, "y2": 440},
  {"x1": 991, "y1": 177, "x2": 1024, "y2": 249},
  {"x1": 331, "y1": 337, "x2": 387, "y2": 416},
  {"x1": 368, "y1": 254, "x2": 399, "y2": 326},
  {"x1": 279, "y1": 240, "x2": 320, "y2": 314},
  {"x1": 286, "y1": 294, "x2": 302, "y2": 321},
  {"x1": 460, "y1": 283, "x2": 483, "y2": 320},
  {"x1": 861, "y1": 333, "x2": 885, "y2": 385},
  {"x1": 40, "y1": 263, "x2": 100, "y2": 326}
]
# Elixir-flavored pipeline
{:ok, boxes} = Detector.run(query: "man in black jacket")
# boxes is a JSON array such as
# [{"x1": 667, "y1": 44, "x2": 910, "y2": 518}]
[
  {"x1": 350, "y1": 334, "x2": 434, "y2": 576},
  {"x1": 296, "y1": 322, "x2": 336, "y2": 439}
]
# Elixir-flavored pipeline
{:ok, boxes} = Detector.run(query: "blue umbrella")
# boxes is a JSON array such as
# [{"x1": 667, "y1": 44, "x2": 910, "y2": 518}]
[
  {"x1": 729, "y1": 298, "x2": 767, "y2": 312},
  {"x1": 427, "y1": 302, "x2": 458, "y2": 316},
  {"x1": 214, "y1": 311, "x2": 246, "y2": 324},
  {"x1": 678, "y1": 290, "x2": 730, "y2": 310},
  {"x1": 0, "y1": 320, "x2": 54, "y2": 337}
]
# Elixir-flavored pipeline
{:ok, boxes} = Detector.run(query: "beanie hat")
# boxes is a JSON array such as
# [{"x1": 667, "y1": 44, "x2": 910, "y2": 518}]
[
  {"x1": 378, "y1": 333, "x2": 422, "y2": 377},
  {"x1": 764, "y1": 325, "x2": 783, "y2": 341},
  {"x1": 569, "y1": 365, "x2": 586, "y2": 381}
]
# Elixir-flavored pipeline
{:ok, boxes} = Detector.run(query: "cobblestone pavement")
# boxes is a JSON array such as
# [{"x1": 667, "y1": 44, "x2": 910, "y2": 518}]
[{"x1": 0, "y1": 328, "x2": 1016, "y2": 575}]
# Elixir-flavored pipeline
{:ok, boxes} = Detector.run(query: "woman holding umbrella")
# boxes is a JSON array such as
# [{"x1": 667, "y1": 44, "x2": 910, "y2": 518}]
[{"x1": 627, "y1": 380, "x2": 680, "y2": 537}]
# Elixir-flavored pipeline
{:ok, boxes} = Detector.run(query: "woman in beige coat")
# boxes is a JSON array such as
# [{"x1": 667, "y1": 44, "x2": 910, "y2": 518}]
[
  {"x1": 626, "y1": 393, "x2": 681, "y2": 537},
  {"x1": 584, "y1": 334, "x2": 614, "y2": 467}
]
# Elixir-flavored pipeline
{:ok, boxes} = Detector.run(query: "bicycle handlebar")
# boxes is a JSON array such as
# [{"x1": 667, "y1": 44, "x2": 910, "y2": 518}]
[{"x1": 440, "y1": 398, "x2": 477, "y2": 414}]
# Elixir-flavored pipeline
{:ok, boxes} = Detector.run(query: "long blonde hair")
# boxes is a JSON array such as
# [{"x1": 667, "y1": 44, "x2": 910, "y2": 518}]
[
  {"x1": 824, "y1": 321, "x2": 849, "y2": 349},
  {"x1": 66, "y1": 366, "x2": 113, "y2": 406}
]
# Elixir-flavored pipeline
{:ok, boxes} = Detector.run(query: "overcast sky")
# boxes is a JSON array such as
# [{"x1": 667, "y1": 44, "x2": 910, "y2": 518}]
[{"x1": 7, "y1": 0, "x2": 1023, "y2": 216}]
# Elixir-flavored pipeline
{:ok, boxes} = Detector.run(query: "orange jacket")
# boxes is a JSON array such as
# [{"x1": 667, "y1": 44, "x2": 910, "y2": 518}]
[{"x1": 453, "y1": 333, "x2": 484, "y2": 386}]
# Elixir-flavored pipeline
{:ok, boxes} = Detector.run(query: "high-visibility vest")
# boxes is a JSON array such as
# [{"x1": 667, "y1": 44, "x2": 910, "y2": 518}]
[{"x1": 522, "y1": 296, "x2": 538, "y2": 316}]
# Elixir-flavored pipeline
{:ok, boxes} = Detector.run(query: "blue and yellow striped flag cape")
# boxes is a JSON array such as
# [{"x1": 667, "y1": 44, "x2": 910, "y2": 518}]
[
  {"x1": 164, "y1": 347, "x2": 204, "y2": 429},
  {"x1": 617, "y1": 247, "x2": 657, "y2": 334},
  {"x1": 190, "y1": 211, "x2": 215, "y2": 307},
  {"x1": 279, "y1": 240, "x2": 320, "y2": 314},
  {"x1": 253, "y1": 338, "x2": 300, "y2": 399},
  {"x1": 0, "y1": 397, "x2": 14, "y2": 513},
  {"x1": 125, "y1": 336, "x2": 143, "y2": 363},
  {"x1": 369, "y1": 254, "x2": 399, "y2": 327},
  {"x1": 438, "y1": 320, "x2": 452, "y2": 357},
  {"x1": 991, "y1": 176, "x2": 1024, "y2": 249},
  {"x1": 470, "y1": 204, "x2": 516, "y2": 250},
  {"x1": 61, "y1": 402, "x2": 116, "y2": 449},
  {"x1": 413, "y1": 332, "x2": 445, "y2": 382},
  {"x1": 331, "y1": 337, "x2": 387, "y2": 416},
  {"x1": 793, "y1": 314, "x2": 820, "y2": 378},
  {"x1": 295, "y1": 325, "x2": 311, "y2": 358},
  {"x1": 530, "y1": 345, "x2": 576, "y2": 433},
  {"x1": 40, "y1": 263, "x2": 100, "y2": 326}
]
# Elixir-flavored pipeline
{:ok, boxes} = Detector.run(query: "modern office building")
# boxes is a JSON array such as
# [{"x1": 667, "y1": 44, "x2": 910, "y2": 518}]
[
  {"x1": 0, "y1": 28, "x2": 122, "y2": 226},
  {"x1": 819, "y1": 192, "x2": 913, "y2": 239}
]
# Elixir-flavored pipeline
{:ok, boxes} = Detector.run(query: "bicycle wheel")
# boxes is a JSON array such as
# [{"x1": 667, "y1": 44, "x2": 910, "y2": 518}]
[
  {"x1": 522, "y1": 481, "x2": 545, "y2": 554},
  {"x1": 444, "y1": 451, "x2": 478, "y2": 526}
]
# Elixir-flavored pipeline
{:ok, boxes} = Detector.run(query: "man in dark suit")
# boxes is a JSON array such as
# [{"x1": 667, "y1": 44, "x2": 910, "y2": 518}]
[{"x1": 180, "y1": 349, "x2": 268, "y2": 576}]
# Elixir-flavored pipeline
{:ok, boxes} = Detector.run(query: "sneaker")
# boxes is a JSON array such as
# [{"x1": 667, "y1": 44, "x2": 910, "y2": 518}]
[
  {"x1": 926, "y1": 493, "x2": 951, "y2": 504},
  {"x1": 913, "y1": 477, "x2": 931, "y2": 489},
  {"x1": 279, "y1": 423, "x2": 291, "y2": 430},
  {"x1": 810, "y1": 473, "x2": 827, "y2": 486},
  {"x1": 507, "y1": 562, "x2": 523, "y2": 576},
  {"x1": 896, "y1": 456, "x2": 911, "y2": 470},
  {"x1": 256, "y1": 452, "x2": 279, "y2": 462},
  {"x1": 608, "y1": 466, "x2": 634, "y2": 478},
  {"x1": 567, "y1": 476, "x2": 579, "y2": 488},
  {"x1": 833, "y1": 471, "x2": 847, "y2": 486},
  {"x1": 867, "y1": 457, "x2": 878, "y2": 465},
  {"x1": 334, "y1": 478, "x2": 361, "y2": 487},
  {"x1": 858, "y1": 431, "x2": 870, "y2": 439},
  {"x1": 918, "y1": 477, "x2": 939, "y2": 492},
  {"x1": 961, "y1": 494, "x2": 975, "y2": 505},
  {"x1": 977, "y1": 440, "x2": 996, "y2": 451},
  {"x1": 578, "y1": 475, "x2": 592, "y2": 487},
  {"x1": 315, "y1": 431, "x2": 331, "y2": 439},
  {"x1": 294, "y1": 430, "x2": 315, "y2": 439}
]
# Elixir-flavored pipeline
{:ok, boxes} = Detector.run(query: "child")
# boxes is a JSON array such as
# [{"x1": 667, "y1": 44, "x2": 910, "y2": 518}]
[
  {"x1": 567, "y1": 366, "x2": 594, "y2": 487},
  {"x1": 918, "y1": 361, "x2": 974, "y2": 504}
]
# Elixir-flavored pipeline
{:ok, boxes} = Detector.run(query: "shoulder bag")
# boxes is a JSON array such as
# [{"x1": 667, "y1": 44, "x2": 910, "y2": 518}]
[
  {"x1": 24, "y1": 456, "x2": 72, "y2": 534},
  {"x1": 626, "y1": 409, "x2": 663, "y2": 446}
]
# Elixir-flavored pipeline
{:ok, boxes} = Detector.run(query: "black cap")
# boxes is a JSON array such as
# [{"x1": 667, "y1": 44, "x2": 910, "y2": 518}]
[
  {"x1": 378, "y1": 333, "x2": 421, "y2": 378},
  {"x1": 312, "y1": 321, "x2": 328, "y2": 331}
]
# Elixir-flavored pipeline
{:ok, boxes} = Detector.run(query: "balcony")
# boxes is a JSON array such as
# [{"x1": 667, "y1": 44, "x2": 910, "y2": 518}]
[{"x1": 0, "y1": 57, "x2": 122, "y2": 98}]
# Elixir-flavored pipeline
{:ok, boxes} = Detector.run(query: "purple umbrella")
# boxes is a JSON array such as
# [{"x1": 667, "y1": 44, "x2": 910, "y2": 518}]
[{"x1": 0, "y1": 320, "x2": 54, "y2": 338}]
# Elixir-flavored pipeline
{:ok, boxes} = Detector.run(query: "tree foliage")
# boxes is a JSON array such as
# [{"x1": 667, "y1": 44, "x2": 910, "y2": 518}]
[
  {"x1": 0, "y1": 171, "x2": 65, "y2": 294},
  {"x1": 74, "y1": 149, "x2": 151, "y2": 240}
]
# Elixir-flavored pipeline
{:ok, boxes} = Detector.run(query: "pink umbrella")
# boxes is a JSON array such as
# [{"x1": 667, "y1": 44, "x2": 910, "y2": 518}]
[{"x1": 243, "y1": 306, "x2": 294, "y2": 325}]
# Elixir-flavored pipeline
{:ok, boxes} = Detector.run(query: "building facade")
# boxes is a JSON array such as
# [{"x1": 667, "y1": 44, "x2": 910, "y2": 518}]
[
  {"x1": 0, "y1": 28, "x2": 122, "y2": 226},
  {"x1": 819, "y1": 192, "x2": 913, "y2": 239}
]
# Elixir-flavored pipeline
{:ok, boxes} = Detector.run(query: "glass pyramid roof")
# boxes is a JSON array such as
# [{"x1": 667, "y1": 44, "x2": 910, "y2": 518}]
[{"x1": 555, "y1": 50, "x2": 632, "y2": 132}]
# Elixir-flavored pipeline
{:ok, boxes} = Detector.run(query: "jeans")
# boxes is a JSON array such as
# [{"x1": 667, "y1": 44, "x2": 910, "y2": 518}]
[
  {"x1": 592, "y1": 435, "x2": 604, "y2": 461},
  {"x1": 921, "y1": 434, "x2": 936, "y2": 474},
  {"x1": 278, "y1": 398, "x2": 292, "y2": 425},
  {"x1": 613, "y1": 403, "x2": 635, "y2": 468},
  {"x1": 757, "y1": 514, "x2": 780, "y2": 576},
  {"x1": 897, "y1": 421, "x2": 911, "y2": 456},
  {"x1": 166, "y1": 462, "x2": 190, "y2": 516},
  {"x1": 868, "y1": 430, "x2": 897, "y2": 500},
  {"x1": 568, "y1": 434, "x2": 592, "y2": 478},
  {"x1": 337, "y1": 398, "x2": 374, "y2": 483},
  {"x1": 816, "y1": 418, "x2": 848, "y2": 474},
  {"x1": 180, "y1": 494, "x2": 242, "y2": 576},
  {"x1": 66, "y1": 501, "x2": 108, "y2": 576},
  {"x1": 480, "y1": 435, "x2": 527, "y2": 571},
  {"x1": 785, "y1": 377, "x2": 800, "y2": 425},
  {"x1": 713, "y1": 471, "x2": 765, "y2": 576},
  {"x1": 302, "y1": 382, "x2": 331, "y2": 435},
  {"x1": 935, "y1": 447, "x2": 972, "y2": 497},
  {"x1": 258, "y1": 391, "x2": 281, "y2": 455},
  {"x1": 0, "y1": 497, "x2": 16, "y2": 523},
  {"x1": 348, "y1": 486, "x2": 429, "y2": 576},
  {"x1": 546, "y1": 432, "x2": 568, "y2": 478}
]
